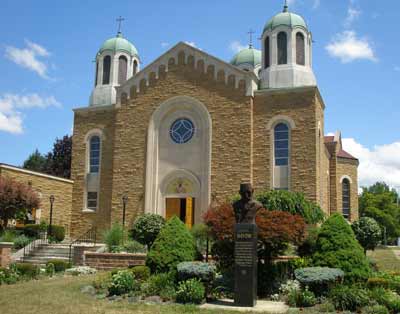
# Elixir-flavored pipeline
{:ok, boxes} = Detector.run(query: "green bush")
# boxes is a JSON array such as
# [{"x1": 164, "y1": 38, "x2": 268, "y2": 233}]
[
  {"x1": 131, "y1": 214, "x2": 165, "y2": 248},
  {"x1": 23, "y1": 224, "x2": 43, "y2": 238},
  {"x1": 92, "y1": 272, "x2": 112, "y2": 291},
  {"x1": 103, "y1": 223, "x2": 125, "y2": 253},
  {"x1": 352, "y1": 217, "x2": 382, "y2": 253},
  {"x1": 294, "y1": 267, "x2": 344, "y2": 295},
  {"x1": 361, "y1": 305, "x2": 389, "y2": 314},
  {"x1": 329, "y1": 285, "x2": 370, "y2": 311},
  {"x1": 46, "y1": 260, "x2": 70, "y2": 273},
  {"x1": 13, "y1": 235, "x2": 31, "y2": 249},
  {"x1": 190, "y1": 223, "x2": 210, "y2": 256},
  {"x1": 141, "y1": 272, "x2": 176, "y2": 300},
  {"x1": 369, "y1": 287, "x2": 400, "y2": 314},
  {"x1": 317, "y1": 301, "x2": 336, "y2": 312},
  {"x1": 108, "y1": 270, "x2": 139, "y2": 296},
  {"x1": 297, "y1": 226, "x2": 319, "y2": 257},
  {"x1": 146, "y1": 216, "x2": 196, "y2": 274},
  {"x1": 0, "y1": 230, "x2": 17, "y2": 242},
  {"x1": 48, "y1": 225, "x2": 65, "y2": 242},
  {"x1": 176, "y1": 278, "x2": 205, "y2": 304},
  {"x1": 255, "y1": 190, "x2": 325, "y2": 224},
  {"x1": 12, "y1": 263, "x2": 40, "y2": 278},
  {"x1": 210, "y1": 239, "x2": 234, "y2": 273},
  {"x1": 45, "y1": 263, "x2": 55, "y2": 277},
  {"x1": 287, "y1": 287, "x2": 316, "y2": 308},
  {"x1": 177, "y1": 262, "x2": 216, "y2": 283},
  {"x1": 123, "y1": 239, "x2": 146, "y2": 253},
  {"x1": 0, "y1": 267, "x2": 19, "y2": 285},
  {"x1": 258, "y1": 261, "x2": 293, "y2": 296},
  {"x1": 313, "y1": 214, "x2": 371, "y2": 282},
  {"x1": 129, "y1": 266, "x2": 150, "y2": 282}
]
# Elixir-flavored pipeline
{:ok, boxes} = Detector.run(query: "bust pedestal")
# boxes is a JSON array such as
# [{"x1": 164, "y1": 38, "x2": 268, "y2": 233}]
[{"x1": 234, "y1": 223, "x2": 257, "y2": 307}]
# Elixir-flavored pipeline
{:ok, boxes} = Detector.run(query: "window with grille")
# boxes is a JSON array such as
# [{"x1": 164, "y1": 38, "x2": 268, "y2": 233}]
[
  {"x1": 342, "y1": 179, "x2": 351, "y2": 219},
  {"x1": 89, "y1": 136, "x2": 100, "y2": 173},
  {"x1": 296, "y1": 32, "x2": 305, "y2": 65},
  {"x1": 102, "y1": 56, "x2": 111, "y2": 85},
  {"x1": 274, "y1": 123, "x2": 289, "y2": 166},
  {"x1": 277, "y1": 32, "x2": 288, "y2": 65}
]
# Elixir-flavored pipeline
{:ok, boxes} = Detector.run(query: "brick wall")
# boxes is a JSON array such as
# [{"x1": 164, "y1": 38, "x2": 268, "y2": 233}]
[
  {"x1": 0, "y1": 165, "x2": 73, "y2": 235},
  {"x1": 84, "y1": 252, "x2": 146, "y2": 270}
]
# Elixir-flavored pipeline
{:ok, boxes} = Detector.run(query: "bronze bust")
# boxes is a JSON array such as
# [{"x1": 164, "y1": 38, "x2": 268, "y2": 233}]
[{"x1": 233, "y1": 183, "x2": 263, "y2": 224}]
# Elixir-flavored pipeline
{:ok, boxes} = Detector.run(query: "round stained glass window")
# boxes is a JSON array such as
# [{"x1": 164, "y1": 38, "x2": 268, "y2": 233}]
[{"x1": 170, "y1": 118, "x2": 195, "y2": 144}]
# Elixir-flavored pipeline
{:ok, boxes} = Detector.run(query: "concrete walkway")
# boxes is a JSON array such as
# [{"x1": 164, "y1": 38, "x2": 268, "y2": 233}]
[{"x1": 200, "y1": 299, "x2": 288, "y2": 313}]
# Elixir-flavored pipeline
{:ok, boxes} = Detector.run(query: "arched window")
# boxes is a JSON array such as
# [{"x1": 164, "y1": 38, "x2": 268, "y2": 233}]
[
  {"x1": 277, "y1": 32, "x2": 288, "y2": 65},
  {"x1": 274, "y1": 123, "x2": 289, "y2": 166},
  {"x1": 342, "y1": 179, "x2": 351, "y2": 219},
  {"x1": 264, "y1": 36, "x2": 270, "y2": 69},
  {"x1": 102, "y1": 56, "x2": 111, "y2": 85},
  {"x1": 118, "y1": 56, "x2": 128, "y2": 84},
  {"x1": 89, "y1": 136, "x2": 101, "y2": 173},
  {"x1": 133, "y1": 60, "x2": 138, "y2": 75},
  {"x1": 95, "y1": 61, "x2": 99, "y2": 86},
  {"x1": 296, "y1": 32, "x2": 305, "y2": 65}
]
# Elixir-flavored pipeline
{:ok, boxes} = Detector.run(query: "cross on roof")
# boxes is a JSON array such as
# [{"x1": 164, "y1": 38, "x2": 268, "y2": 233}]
[
  {"x1": 116, "y1": 16, "x2": 125, "y2": 34},
  {"x1": 247, "y1": 29, "x2": 255, "y2": 48},
  {"x1": 283, "y1": 0, "x2": 289, "y2": 12}
]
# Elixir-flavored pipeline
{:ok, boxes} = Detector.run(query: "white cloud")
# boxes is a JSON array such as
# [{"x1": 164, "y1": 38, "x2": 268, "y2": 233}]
[
  {"x1": 312, "y1": 0, "x2": 321, "y2": 9},
  {"x1": 229, "y1": 41, "x2": 247, "y2": 53},
  {"x1": 161, "y1": 42, "x2": 169, "y2": 48},
  {"x1": 184, "y1": 41, "x2": 197, "y2": 48},
  {"x1": 344, "y1": 6, "x2": 361, "y2": 28},
  {"x1": 326, "y1": 31, "x2": 377, "y2": 63},
  {"x1": 4, "y1": 40, "x2": 51, "y2": 79},
  {"x1": 342, "y1": 138, "x2": 400, "y2": 189},
  {"x1": 0, "y1": 93, "x2": 61, "y2": 134}
]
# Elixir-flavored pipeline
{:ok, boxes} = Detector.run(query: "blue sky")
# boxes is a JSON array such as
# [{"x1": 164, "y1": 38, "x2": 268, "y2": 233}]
[{"x1": 0, "y1": 0, "x2": 399, "y2": 188}]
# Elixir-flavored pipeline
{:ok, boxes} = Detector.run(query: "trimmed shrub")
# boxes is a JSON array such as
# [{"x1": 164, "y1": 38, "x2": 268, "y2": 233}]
[
  {"x1": 131, "y1": 214, "x2": 165, "y2": 248},
  {"x1": 0, "y1": 267, "x2": 19, "y2": 285},
  {"x1": 141, "y1": 272, "x2": 176, "y2": 300},
  {"x1": 23, "y1": 224, "x2": 43, "y2": 238},
  {"x1": 48, "y1": 225, "x2": 65, "y2": 242},
  {"x1": 12, "y1": 263, "x2": 40, "y2": 278},
  {"x1": 352, "y1": 217, "x2": 382, "y2": 253},
  {"x1": 129, "y1": 265, "x2": 150, "y2": 282},
  {"x1": 108, "y1": 270, "x2": 139, "y2": 296},
  {"x1": 255, "y1": 189, "x2": 325, "y2": 224},
  {"x1": 13, "y1": 235, "x2": 31, "y2": 249},
  {"x1": 123, "y1": 239, "x2": 146, "y2": 253},
  {"x1": 313, "y1": 214, "x2": 371, "y2": 282},
  {"x1": 294, "y1": 267, "x2": 344, "y2": 295},
  {"x1": 362, "y1": 305, "x2": 389, "y2": 314},
  {"x1": 146, "y1": 216, "x2": 195, "y2": 274},
  {"x1": 177, "y1": 262, "x2": 216, "y2": 283},
  {"x1": 45, "y1": 263, "x2": 55, "y2": 277},
  {"x1": 329, "y1": 285, "x2": 370, "y2": 311},
  {"x1": 176, "y1": 278, "x2": 205, "y2": 304},
  {"x1": 103, "y1": 223, "x2": 125, "y2": 253},
  {"x1": 46, "y1": 259, "x2": 70, "y2": 273}
]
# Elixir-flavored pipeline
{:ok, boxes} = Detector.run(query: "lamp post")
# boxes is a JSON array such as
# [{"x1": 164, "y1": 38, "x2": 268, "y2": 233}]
[
  {"x1": 122, "y1": 195, "x2": 128, "y2": 228},
  {"x1": 49, "y1": 195, "x2": 55, "y2": 238}
]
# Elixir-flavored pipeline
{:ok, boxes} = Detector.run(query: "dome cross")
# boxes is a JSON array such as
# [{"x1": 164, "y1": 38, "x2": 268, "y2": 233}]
[
  {"x1": 247, "y1": 29, "x2": 255, "y2": 48},
  {"x1": 283, "y1": 0, "x2": 289, "y2": 12},
  {"x1": 116, "y1": 16, "x2": 125, "y2": 35}
]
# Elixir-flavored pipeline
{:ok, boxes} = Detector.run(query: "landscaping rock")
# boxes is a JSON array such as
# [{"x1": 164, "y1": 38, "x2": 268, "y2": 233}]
[
  {"x1": 127, "y1": 296, "x2": 141, "y2": 303},
  {"x1": 107, "y1": 295, "x2": 123, "y2": 302},
  {"x1": 144, "y1": 295, "x2": 162, "y2": 304},
  {"x1": 80, "y1": 285, "x2": 96, "y2": 296}
]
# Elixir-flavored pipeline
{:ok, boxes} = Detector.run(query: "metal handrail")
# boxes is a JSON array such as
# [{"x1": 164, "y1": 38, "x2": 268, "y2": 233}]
[
  {"x1": 22, "y1": 231, "x2": 48, "y2": 262},
  {"x1": 68, "y1": 227, "x2": 97, "y2": 264}
]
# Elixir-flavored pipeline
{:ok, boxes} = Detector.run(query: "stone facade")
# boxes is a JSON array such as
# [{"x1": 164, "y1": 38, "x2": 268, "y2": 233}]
[
  {"x1": 69, "y1": 42, "x2": 360, "y2": 237},
  {"x1": 0, "y1": 164, "x2": 73, "y2": 234},
  {"x1": 84, "y1": 252, "x2": 146, "y2": 270}
]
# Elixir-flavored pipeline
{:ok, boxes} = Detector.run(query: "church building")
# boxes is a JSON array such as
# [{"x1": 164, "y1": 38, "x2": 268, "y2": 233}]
[{"x1": 70, "y1": 4, "x2": 359, "y2": 237}]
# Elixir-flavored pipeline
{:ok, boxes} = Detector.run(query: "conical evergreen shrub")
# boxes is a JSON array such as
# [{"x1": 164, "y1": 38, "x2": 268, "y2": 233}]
[
  {"x1": 146, "y1": 216, "x2": 196, "y2": 273},
  {"x1": 313, "y1": 213, "x2": 371, "y2": 282}
]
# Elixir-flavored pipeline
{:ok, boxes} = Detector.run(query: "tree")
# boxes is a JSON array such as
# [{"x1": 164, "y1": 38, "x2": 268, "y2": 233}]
[
  {"x1": 352, "y1": 217, "x2": 382, "y2": 254},
  {"x1": 131, "y1": 214, "x2": 165, "y2": 248},
  {"x1": 43, "y1": 135, "x2": 72, "y2": 179},
  {"x1": 313, "y1": 214, "x2": 371, "y2": 282},
  {"x1": 0, "y1": 176, "x2": 40, "y2": 228},
  {"x1": 23, "y1": 149, "x2": 46, "y2": 172},
  {"x1": 359, "y1": 182, "x2": 400, "y2": 244}
]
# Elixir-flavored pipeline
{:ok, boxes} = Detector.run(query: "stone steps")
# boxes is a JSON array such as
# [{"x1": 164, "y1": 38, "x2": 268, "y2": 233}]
[{"x1": 17, "y1": 243, "x2": 73, "y2": 265}]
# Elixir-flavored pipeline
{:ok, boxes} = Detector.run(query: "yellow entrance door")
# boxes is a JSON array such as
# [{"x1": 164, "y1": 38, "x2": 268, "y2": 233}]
[
  {"x1": 185, "y1": 197, "x2": 193, "y2": 229},
  {"x1": 165, "y1": 198, "x2": 181, "y2": 220}
]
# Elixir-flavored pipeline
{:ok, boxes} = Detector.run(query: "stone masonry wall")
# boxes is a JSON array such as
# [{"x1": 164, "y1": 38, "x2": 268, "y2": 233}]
[
  {"x1": 84, "y1": 252, "x2": 146, "y2": 270},
  {"x1": 252, "y1": 87, "x2": 319, "y2": 204},
  {"x1": 0, "y1": 165, "x2": 73, "y2": 235},
  {"x1": 336, "y1": 158, "x2": 359, "y2": 221},
  {"x1": 70, "y1": 108, "x2": 116, "y2": 238}
]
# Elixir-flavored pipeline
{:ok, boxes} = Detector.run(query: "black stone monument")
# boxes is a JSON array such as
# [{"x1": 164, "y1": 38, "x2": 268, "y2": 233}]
[{"x1": 233, "y1": 183, "x2": 262, "y2": 307}]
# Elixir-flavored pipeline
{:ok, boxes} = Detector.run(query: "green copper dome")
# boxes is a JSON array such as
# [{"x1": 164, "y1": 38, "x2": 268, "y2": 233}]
[
  {"x1": 230, "y1": 47, "x2": 262, "y2": 67},
  {"x1": 263, "y1": 5, "x2": 308, "y2": 33},
  {"x1": 99, "y1": 32, "x2": 138, "y2": 57}
]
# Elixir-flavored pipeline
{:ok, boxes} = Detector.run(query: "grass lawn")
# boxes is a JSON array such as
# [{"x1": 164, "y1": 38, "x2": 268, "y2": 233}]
[
  {"x1": 0, "y1": 275, "x2": 260, "y2": 314},
  {"x1": 367, "y1": 246, "x2": 400, "y2": 272}
]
